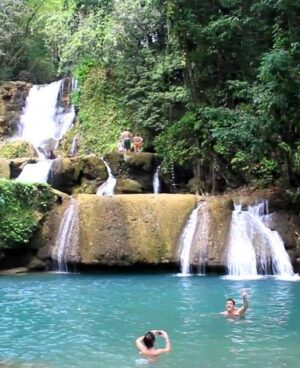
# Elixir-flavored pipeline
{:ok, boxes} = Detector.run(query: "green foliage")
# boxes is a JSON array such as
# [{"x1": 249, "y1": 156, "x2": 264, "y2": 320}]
[
  {"x1": 3, "y1": 0, "x2": 300, "y2": 191},
  {"x1": 0, "y1": 142, "x2": 32, "y2": 159},
  {"x1": 0, "y1": 179, "x2": 55, "y2": 249}
]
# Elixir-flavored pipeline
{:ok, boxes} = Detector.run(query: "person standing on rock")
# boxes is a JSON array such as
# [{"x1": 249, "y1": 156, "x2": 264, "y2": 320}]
[
  {"x1": 220, "y1": 289, "x2": 249, "y2": 317},
  {"x1": 132, "y1": 134, "x2": 143, "y2": 152},
  {"x1": 135, "y1": 330, "x2": 171, "y2": 362},
  {"x1": 120, "y1": 130, "x2": 133, "y2": 152}
]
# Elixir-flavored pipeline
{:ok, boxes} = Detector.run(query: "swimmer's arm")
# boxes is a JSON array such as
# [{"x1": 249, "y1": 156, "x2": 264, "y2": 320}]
[
  {"x1": 135, "y1": 336, "x2": 148, "y2": 354},
  {"x1": 156, "y1": 331, "x2": 171, "y2": 354},
  {"x1": 238, "y1": 290, "x2": 249, "y2": 316}
]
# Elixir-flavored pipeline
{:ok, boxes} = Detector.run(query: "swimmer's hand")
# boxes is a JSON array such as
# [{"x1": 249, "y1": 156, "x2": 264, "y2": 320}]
[{"x1": 241, "y1": 289, "x2": 248, "y2": 298}]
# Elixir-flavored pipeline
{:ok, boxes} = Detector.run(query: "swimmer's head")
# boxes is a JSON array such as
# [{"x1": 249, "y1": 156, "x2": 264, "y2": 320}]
[
  {"x1": 226, "y1": 298, "x2": 236, "y2": 311},
  {"x1": 143, "y1": 332, "x2": 155, "y2": 349}
]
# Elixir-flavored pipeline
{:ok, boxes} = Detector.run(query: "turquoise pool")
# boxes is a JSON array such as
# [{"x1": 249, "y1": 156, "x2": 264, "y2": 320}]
[{"x1": 0, "y1": 273, "x2": 299, "y2": 367}]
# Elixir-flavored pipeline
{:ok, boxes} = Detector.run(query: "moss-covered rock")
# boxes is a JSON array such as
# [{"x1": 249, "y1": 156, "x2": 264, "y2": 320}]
[
  {"x1": 0, "y1": 81, "x2": 31, "y2": 139},
  {"x1": 0, "y1": 158, "x2": 10, "y2": 179},
  {"x1": 49, "y1": 154, "x2": 108, "y2": 194},
  {"x1": 104, "y1": 152, "x2": 157, "y2": 193},
  {"x1": 0, "y1": 140, "x2": 37, "y2": 159},
  {"x1": 75, "y1": 194, "x2": 196, "y2": 266},
  {"x1": 0, "y1": 179, "x2": 57, "y2": 252},
  {"x1": 116, "y1": 179, "x2": 143, "y2": 193}
]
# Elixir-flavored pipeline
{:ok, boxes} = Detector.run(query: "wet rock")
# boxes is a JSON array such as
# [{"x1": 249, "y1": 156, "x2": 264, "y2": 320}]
[
  {"x1": 0, "y1": 267, "x2": 28, "y2": 275},
  {"x1": 0, "y1": 81, "x2": 32, "y2": 139}
]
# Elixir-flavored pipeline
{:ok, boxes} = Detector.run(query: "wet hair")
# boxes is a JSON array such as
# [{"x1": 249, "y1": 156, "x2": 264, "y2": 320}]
[
  {"x1": 227, "y1": 298, "x2": 236, "y2": 305},
  {"x1": 143, "y1": 332, "x2": 155, "y2": 349}
]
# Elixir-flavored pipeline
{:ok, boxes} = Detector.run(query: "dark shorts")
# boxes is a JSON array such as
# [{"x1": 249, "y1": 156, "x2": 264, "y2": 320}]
[{"x1": 123, "y1": 139, "x2": 131, "y2": 150}]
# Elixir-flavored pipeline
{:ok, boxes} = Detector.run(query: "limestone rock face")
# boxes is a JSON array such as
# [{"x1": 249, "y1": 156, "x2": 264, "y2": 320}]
[
  {"x1": 77, "y1": 194, "x2": 196, "y2": 266},
  {"x1": 0, "y1": 81, "x2": 32, "y2": 139},
  {"x1": 105, "y1": 152, "x2": 158, "y2": 193},
  {"x1": 0, "y1": 140, "x2": 38, "y2": 159},
  {"x1": 189, "y1": 197, "x2": 233, "y2": 270},
  {"x1": 0, "y1": 158, "x2": 10, "y2": 179}
]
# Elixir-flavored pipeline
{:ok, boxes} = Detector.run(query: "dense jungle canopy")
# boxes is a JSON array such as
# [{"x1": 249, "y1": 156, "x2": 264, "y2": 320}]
[{"x1": 1, "y1": 0, "x2": 300, "y2": 193}]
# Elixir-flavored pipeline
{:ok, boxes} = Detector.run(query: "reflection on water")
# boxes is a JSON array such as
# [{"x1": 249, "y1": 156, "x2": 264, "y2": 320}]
[{"x1": 0, "y1": 274, "x2": 299, "y2": 368}]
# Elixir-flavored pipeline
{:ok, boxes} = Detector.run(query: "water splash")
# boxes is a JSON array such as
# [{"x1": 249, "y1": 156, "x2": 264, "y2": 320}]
[
  {"x1": 52, "y1": 198, "x2": 80, "y2": 272},
  {"x1": 96, "y1": 159, "x2": 117, "y2": 196},
  {"x1": 225, "y1": 202, "x2": 299, "y2": 280}
]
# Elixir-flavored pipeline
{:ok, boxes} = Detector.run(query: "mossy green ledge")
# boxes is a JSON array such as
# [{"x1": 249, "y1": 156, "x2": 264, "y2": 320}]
[{"x1": 77, "y1": 194, "x2": 196, "y2": 266}]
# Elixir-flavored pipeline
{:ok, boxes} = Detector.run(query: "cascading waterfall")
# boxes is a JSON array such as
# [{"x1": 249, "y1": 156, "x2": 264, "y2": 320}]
[
  {"x1": 52, "y1": 198, "x2": 79, "y2": 272},
  {"x1": 153, "y1": 165, "x2": 161, "y2": 194},
  {"x1": 178, "y1": 204, "x2": 200, "y2": 275},
  {"x1": 96, "y1": 159, "x2": 117, "y2": 196},
  {"x1": 225, "y1": 201, "x2": 299, "y2": 280},
  {"x1": 15, "y1": 79, "x2": 75, "y2": 183}
]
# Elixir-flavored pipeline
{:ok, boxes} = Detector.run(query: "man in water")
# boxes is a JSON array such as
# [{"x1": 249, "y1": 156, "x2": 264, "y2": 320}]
[
  {"x1": 135, "y1": 330, "x2": 171, "y2": 362},
  {"x1": 220, "y1": 289, "x2": 249, "y2": 317}
]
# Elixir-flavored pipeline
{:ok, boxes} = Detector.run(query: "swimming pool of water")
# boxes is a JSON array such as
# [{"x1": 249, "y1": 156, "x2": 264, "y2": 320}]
[{"x1": 0, "y1": 273, "x2": 299, "y2": 368}]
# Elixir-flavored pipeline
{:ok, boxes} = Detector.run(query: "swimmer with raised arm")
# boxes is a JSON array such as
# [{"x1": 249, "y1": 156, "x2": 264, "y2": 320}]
[
  {"x1": 135, "y1": 330, "x2": 171, "y2": 362},
  {"x1": 221, "y1": 289, "x2": 249, "y2": 317}
]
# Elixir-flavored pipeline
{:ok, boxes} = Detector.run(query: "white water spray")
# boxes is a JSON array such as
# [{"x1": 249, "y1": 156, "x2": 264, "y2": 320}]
[
  {"x1": 15, "y1": 80, "x2": 75, "y2": 183},
  {"x1": 178, "y1": 204, "x2": 200, "y2": 275},
  {"x1": 153, "y1": 166, "x2": 160, "y2": 194},
  {"x1": 96, "y1": 159, "x2": 117, "y2": 196},
  {"x1": 225, "y1": 202, "x2": 299, "y2": 280},
  {"x1": 52, "y1": 198, "x2": 79, "y2": 272}
]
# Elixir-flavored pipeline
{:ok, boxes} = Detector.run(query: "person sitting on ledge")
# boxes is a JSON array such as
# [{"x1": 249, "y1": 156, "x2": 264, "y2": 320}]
[
  {"x1": 135, "y1": 330, "x2": 171, "y2": 362},
  {"x1": 220, "y1": 289, "x2": 249, "y2": 317}
]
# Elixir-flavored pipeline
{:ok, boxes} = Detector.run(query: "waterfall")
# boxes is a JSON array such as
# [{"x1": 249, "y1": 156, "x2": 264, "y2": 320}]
[
  {"x1": 52, "y1": 198, "x2": 79, "y2": 272},
  {"x1": 15, "y1": 79, "x2": 76, "y2": 183},
  {"x1": 69, "y1": 134, "x2": 79, "y2": 156},
  {"x1": 153, "y1": 166, "x2": 160, "y2": 194},
  {"x1": 96, "y1": 159, "x2": 117, "y2": 196},
  {"x1": 225, "y1": 202, "x2": 299, "y2": 280},
  {"x1": 178, "y1": 205, "x2": 200, "y2": 275}
]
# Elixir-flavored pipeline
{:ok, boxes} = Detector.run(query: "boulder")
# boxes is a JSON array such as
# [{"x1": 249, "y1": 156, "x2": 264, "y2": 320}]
[
  {"x1": 116, "y1": 179, "x2": 143, "y2": 193},
  {"x1": 104, "y1": 152, "x2": 158, "y2": 193},
  {"x1": 0, "y1": 158, "x2": 10, "y2": 178},
  {"x1": 49, "y1": 155, "x2": 108, "y2": 194},
  {"x1": 0, "y1": 139, "x2": 38, "y2": 159}
]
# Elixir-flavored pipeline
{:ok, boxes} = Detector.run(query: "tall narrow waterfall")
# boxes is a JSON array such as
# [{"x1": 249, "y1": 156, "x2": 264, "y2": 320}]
[
  {"x1": 178, "y1": 205, "x2": 199, "y2": 275},
  {"x1": 225, "y1": 202, "x2": 299, "y2": 280},
  {"x1": 15, "y1": 79, "x2": 75, "y2": 183},
  {"x1": 52, "y1": 198, "x2": 79, "y2": 272},
  {"x1": 96, "y1": 159, "x2": 117, "y2": 196},
  {"x1": 153, "y1": 166, "x2": 160, "y2": 194}
]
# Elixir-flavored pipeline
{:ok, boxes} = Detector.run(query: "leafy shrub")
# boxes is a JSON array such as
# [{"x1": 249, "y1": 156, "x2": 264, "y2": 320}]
[{"x1": 0, "y1": 179, "x2": 55, "y2": 249}]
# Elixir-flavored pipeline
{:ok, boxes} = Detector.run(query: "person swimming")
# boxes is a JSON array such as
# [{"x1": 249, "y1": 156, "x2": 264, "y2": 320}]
[
  {"x1": 135, "y1": 330, "x2": 171, "y2": 362},
  {"x1": 220, "y1": 289, "x2": 249, "y2": 317}
]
